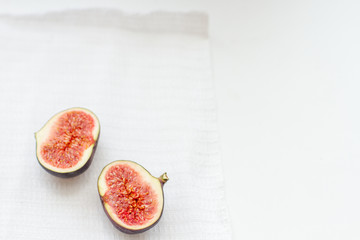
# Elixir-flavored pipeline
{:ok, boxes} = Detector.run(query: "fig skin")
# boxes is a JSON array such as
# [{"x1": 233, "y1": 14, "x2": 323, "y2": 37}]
[
  {"x1": 98, "y1": 160, "x2": 168, "y2": 234},
  {"x1": 35, "y1": 107, "x2": 100, "y2": 178}
]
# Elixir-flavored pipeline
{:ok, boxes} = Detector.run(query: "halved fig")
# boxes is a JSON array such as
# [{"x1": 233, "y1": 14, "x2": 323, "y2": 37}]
[
  {"x1": 98, "y1": 160, "x2": 169, "y2": 234},
  {"x1": 35, "y1": 107, "x2": 100, "y2": 178}
]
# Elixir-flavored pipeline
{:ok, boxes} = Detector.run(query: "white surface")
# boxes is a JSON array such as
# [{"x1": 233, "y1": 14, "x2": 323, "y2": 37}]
[
  {"x1": 0, "y1": 10, "x2": 230, "y2": 240},
  {"x1": 1, "y1": 1, "x2": 360, "y2": 239}
]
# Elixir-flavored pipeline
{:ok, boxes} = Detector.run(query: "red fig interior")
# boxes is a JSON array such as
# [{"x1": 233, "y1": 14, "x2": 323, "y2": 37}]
[
  {"x1": 35, "y1": 107, "x2": 100, "y2": 174},
  {"x1": 98, "y1": 161, "x2": 166, "y2": 232}
]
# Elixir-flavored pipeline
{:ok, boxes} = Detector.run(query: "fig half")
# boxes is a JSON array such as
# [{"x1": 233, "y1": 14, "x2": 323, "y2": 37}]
[
  {"x1": 98, "y1": 160, "x2": 169, "y2": 234},
  {"x1": 35, "y1": 107, "x2": 100, "y2": 177}
]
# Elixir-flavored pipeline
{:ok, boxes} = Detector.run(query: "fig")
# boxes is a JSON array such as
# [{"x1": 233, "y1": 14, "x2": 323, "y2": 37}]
[
  {"x1": 97, "y1": 160, "x2": 169, "y2": 234},
  {"x1": 35, "y1": 107, "x2": 100, "y2": 177}
]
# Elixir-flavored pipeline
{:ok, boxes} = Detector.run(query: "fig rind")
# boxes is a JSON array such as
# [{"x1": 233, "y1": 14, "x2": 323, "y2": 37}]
[
  {"x1": 35, "y1": 107, "x2": 100, "y2": 178},
  {"x1": 97, "y1": 160, "x2": 168, "y2": 234}
]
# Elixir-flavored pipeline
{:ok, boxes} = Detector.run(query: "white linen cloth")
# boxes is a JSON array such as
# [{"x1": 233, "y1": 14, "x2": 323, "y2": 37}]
[{"x1": 0, "y1": 9, "x2": 231, "y2": 240}]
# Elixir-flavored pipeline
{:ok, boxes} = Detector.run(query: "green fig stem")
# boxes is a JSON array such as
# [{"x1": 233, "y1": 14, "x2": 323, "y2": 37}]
[{"x1": 159, "y1": 172, "x2": 169, "y2": 185}]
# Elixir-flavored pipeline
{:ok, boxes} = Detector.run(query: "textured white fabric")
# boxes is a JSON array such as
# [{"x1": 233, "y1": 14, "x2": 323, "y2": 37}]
[{"x1": 0, "y1": 10, "x2": 231, "y2": 240}]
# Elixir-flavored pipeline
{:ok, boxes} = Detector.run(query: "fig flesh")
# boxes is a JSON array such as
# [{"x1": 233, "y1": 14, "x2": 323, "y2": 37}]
[
  {"x1": 35, "y1": 107, "x2": 100, "y2": 177},
  {"x1": 97, "y1": 160, "x2": 168, "y2": 234}
]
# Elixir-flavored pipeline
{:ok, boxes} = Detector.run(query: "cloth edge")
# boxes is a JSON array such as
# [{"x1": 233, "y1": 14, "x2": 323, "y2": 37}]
[{"x1": 0, "y1": 8, "x2": 209, "y2": 37}]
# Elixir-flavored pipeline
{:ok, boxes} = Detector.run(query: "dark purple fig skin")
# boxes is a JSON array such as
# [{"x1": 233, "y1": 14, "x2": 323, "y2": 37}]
[
  {"x1": 97, "y1": 161, "x2": 167, "y2": 234},
  {"x1": 36, "y1": 131, "x2": 100, "y2": 178}
]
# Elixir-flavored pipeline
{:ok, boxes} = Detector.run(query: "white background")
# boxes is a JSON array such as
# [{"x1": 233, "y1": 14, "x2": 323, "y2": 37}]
[{"x1": 1, "y1": 1, "x2": 360, "y2": 239}]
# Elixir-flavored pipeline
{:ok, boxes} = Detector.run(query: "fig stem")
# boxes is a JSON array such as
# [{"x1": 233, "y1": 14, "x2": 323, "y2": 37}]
[{"x1": 159, "y1": 172, "x2": 169, "y2": 184}]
